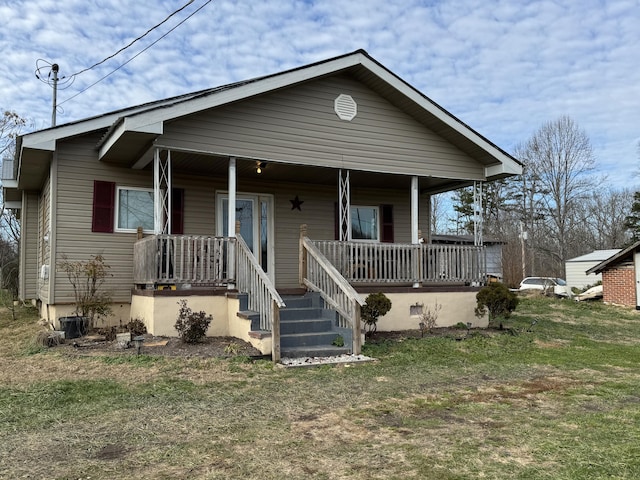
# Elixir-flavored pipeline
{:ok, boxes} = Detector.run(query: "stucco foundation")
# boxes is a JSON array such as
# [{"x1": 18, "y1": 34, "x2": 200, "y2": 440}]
[{"x1": 361, "y1": 289, "x2": 487, "y2": 331}]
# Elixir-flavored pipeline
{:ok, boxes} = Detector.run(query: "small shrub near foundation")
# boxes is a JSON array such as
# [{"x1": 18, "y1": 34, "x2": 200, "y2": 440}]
[
  {"x1": 127, "y1": 318, "x2": 147, "y2": 337},
  {"x1": 174, "y1": 300, "x2": 212, "y2": 344}
]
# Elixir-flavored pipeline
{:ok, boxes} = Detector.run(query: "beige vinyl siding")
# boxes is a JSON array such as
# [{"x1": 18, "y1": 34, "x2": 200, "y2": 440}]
[
  {"x1": 266, "y1": 181, "x2": 429, "y2": 288},
  {"x1": 37, "y1": 177, "x2": 51, "y2": 303},
  {"x1": 160, "y1": 74, "x2": 484, "y2": 181},
  {"x1": 20, "y1": 192, "x2": 39, "y2": 300},
  {"x1": 53, "y1": 134, "x2": 231, "y2": 304}
]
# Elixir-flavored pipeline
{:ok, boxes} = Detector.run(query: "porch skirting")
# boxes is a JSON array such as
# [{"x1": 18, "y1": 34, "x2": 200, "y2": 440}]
[{"x1": 128, "y1": 286, "x2": 487, "y2": 356}]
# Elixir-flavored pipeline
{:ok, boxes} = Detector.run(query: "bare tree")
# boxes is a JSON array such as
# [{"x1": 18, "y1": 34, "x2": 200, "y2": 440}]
[
  {"x1": 0, "y1": 110, "x2": 29, "y2": 308},
  {"x1": 519, "y1": 116, "x2": 597, "y2": 275}
]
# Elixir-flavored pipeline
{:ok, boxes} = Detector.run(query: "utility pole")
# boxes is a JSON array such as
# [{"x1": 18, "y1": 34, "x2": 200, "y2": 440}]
[{"x1": 51, "y1": 64, "x2": 59, "y2": 127}]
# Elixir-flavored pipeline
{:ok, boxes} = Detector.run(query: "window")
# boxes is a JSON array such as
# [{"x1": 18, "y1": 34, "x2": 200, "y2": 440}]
[
  {"x1": 351, "y1": 206, "x2": 379, "y2": 241},
  {"x1": 116, "y1": 187, "x2": 154, "y2": 232}
]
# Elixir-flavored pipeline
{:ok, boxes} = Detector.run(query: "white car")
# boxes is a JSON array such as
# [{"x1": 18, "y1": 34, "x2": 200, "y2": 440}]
[{"x1": 519, "y1": 277, "x2": 571, "y2": 297}]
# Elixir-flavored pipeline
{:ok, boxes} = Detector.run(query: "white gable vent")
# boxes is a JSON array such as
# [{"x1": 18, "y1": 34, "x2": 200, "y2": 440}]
[{"x1": 334, "y1": 94, "x2": 357, "y2": 121}]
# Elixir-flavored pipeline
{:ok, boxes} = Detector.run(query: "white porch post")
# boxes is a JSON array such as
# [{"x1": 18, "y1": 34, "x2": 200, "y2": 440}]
[
  {"x1": 338, "y1": 169, "x2": 351, "y2": 241},
  {"x1": 473, "y1": 181, "x2": 483, "y2": 246},
  {"x1": 227, "y1": 157, "x2": 237, "y2": 289},
  {"x1": 411, "y1": 176, "x2": 420, "y2": 288},
  {"x1": 228, "y1": 157, "x2": 237, "y2": 237},
  {"x1": 153, "y1": 148, "x2": 172, "y2": 234}
]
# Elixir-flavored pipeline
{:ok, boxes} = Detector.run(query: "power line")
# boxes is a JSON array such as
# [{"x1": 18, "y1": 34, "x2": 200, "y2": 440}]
[
  {"x1": 57, "y1": 0, "x2": 212, "y2": 108},
  {"x1": 70, "y1": 0, "x2": 196, "y2": 78}
]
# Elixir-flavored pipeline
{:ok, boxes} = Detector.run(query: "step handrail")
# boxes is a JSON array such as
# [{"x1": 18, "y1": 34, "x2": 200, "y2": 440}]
[
  {"x1": 300, "y1": 233, "x2": 364, "y2": 354},
  {"x1": 235, "y1": 234, "x2": 285, "y2": 361}
]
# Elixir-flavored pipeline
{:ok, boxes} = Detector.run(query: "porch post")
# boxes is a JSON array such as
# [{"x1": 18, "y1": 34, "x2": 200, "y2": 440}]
[
  {"x1": 338, "y1": 169, "x2": 351, "y2": 241},
  {"x1": 411, "y1": 176, "x2": 421, "y2": 288},
  {"x1": 228, "y1": 157, "x2": 237, "y2": 238},
  {"x1": 473, "y1": 181, "x2": 483, "y2": 246},
  {"x1": 227, "y1": 157, "x2": 237, "y2": 289},
  {"x1": 153, "y1": 148, "x2": 172, "y2": 234}
]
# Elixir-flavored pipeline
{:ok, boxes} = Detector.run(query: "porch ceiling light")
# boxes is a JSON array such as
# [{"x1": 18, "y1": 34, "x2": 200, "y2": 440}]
[{"x1": 256, "y1": 162, "x2": 266, "y2": 174}]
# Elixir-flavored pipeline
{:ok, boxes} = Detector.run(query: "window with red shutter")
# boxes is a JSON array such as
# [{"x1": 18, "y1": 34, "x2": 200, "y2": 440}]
[{"x1": 92, "y1": 181, "x2": 115, "y2": 233}]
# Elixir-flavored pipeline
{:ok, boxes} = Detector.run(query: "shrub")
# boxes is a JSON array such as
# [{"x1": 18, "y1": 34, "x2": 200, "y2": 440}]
[
  {"x1": 127, "y1": 318, "x2": 148, "y2": 337},
  {"x1": 475, "y1": 282, "x2": 519, "y2": 323},
  {"x1": 174, "y1": 300, "x2": 212, "y2": 343},
  {"x1": 58, "y1": 254, "x2": 112, "y2": 329},
  {"x1": 418, "y1": 300, "x2": 442, "y2": 336},
  {"x1": 361, "y1": 292, "x2": 392, "y2": 336}
]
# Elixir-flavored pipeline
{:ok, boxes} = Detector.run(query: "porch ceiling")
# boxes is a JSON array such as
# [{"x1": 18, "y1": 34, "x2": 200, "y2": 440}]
[{"x1": 151, "y1": 150, "x2": 471, "y2": 193}]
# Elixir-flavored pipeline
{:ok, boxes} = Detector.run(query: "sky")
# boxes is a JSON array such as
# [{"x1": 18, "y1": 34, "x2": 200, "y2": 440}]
[{"x1": 1, "y1": 0, "x2": 639, "y2": 189}]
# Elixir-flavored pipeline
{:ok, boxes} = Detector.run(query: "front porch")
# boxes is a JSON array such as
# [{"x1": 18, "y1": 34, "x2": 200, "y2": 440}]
[{"x1": 131, "y1": 232, "x2": 488, "y2": 360}]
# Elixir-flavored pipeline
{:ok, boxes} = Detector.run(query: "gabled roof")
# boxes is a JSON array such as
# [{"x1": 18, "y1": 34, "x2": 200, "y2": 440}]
[
  {"x1": 567, "y1": 249, "x2": 622, "y2": 263},
  {"x1": 586, "y1": 241, "x2": 640, "y2": 274},
  {"x1": 9, "y1": 49, "x2": 522, "y2": 198}
]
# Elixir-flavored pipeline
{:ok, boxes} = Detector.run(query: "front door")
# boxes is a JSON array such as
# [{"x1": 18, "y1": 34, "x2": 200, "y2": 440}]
[{"x1": 216, "y1": 193, "x2": 274, "y2": 281}]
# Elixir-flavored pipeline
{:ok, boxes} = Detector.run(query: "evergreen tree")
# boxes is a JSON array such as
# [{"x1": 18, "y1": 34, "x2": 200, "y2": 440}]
[{"x1": 624, "y1": 191, "x2": 640, "y2": 244}]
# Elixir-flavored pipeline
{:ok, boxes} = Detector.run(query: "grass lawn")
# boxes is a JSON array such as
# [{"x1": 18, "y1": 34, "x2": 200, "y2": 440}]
[{"x1": 1, "y1": 296, "x2": 640, "y2": 479}]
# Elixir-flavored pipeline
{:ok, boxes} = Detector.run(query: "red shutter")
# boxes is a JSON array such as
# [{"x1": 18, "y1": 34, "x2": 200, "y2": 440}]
[
  {"x1": 92, "y1": 181, "x2": 115, "y2": 233},
  {"x1": 381, "y1": 204, "x2": 393, "y2": 243},
  {"x1": 171, "y1": 188, "x2": 184, "y2": 234}
]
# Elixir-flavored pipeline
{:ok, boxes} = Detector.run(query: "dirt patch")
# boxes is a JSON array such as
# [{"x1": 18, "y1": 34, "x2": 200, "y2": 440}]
[{"x1": 56, "y1": 333, "x2": 264, "y2": 359}]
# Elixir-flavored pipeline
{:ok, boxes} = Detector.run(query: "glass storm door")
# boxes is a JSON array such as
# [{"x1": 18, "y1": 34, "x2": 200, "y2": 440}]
[{"x1": 217, "y1": 193, "x2": 274, "y2": 279}]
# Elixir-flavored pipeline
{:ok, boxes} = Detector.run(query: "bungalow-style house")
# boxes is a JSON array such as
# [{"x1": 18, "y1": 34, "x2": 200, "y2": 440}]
[
  {"x1": 586, "y1": 241, "x2": 640, "y2": 309},
  {"x1": 3, "y1": 50, "x2": 522, "y2": 359}
]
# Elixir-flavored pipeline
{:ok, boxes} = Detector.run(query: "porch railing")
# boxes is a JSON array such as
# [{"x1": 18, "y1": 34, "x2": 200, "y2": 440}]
[
  {"x1": 300, "y1": 232, "x2": 365, "y2": 355},
  {"x1": 235, "y1": 234, "x2": 286, "y2": 360},
  {"x1": 133, "y1": 235, "x2": 236, "y2": 286},
  {"x1": 312, "y1": 240, "x2": 486, "y2": 286}
]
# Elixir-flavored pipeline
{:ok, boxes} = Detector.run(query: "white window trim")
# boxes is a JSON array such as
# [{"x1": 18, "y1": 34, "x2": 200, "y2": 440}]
[
  {"x1": 351, "y1": 205, "x2": 380, "y2": 242},
  {"x1": 115, "y1": 186, "x2": 155, "y2": 233}
]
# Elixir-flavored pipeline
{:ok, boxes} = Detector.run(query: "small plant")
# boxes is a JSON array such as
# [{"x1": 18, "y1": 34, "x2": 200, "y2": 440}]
[
  {"x1": 34, "y1": 330, "x2": 63, "y2": 348},
  {"x1": 475, "y1": 282, "x2": 519, "y2": 324},
  {"x1": 332, "y1": 335, "x2": 345, "y2": 347},
  {"x1": 361, "y1": 292, "x2": 392, "y2": 336},
  {"x1": 418, "y1": 300, "x2": 442, "y2": 336},
  {"x1": 174, "y1": 300, "x2": 212, "y2": 344},
  {"x1": 58, "y1": 254, "x2": 113, "y2": 330},
  {"x1": 127, "y1": 318, "x2": 148, "y2": 337},
  {"x1": 224, "y1": 341, "x2": 240, "y2": 356}
]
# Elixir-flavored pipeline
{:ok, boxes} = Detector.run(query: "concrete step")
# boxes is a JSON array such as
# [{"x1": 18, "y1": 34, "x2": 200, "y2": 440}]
[
  {"x1": 280, "y1": 344, "x2": 352, "y2": 358},
  {"x1": 280, "y1": 318, "x2": 333, "y2": 335},
  {"x1": 280, "y1": 331, "x2": 343, "y2": 348}
]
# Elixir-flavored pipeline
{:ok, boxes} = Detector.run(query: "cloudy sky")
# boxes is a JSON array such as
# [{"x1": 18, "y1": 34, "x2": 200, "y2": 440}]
[{"x1": 1, "y1": 0, "x2": 638, "y2": 189}]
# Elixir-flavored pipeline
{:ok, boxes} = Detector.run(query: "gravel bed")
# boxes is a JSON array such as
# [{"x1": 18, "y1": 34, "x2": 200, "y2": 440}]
[{"x1": 279, "y1": 353, "x2": 374, "y2": 367}]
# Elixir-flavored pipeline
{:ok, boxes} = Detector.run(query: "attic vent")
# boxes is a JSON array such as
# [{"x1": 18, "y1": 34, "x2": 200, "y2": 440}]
[{"x1": 334, "y1": 94, "x2": 357, "y2": 121}]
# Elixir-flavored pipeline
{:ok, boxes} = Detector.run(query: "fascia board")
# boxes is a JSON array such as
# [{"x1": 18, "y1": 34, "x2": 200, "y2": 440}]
[
  {"x1": 98, "y1": 118, "x2": 163, "y2": 160},
  {"x1": 356, "y1": 55, "x2": 520, "y2": 169},
  {"x1": 485, "y1": 161, "x2": 523, "y2": 178}
]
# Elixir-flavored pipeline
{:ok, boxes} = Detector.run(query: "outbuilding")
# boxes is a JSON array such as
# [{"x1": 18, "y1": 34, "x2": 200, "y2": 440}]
[
  {"x1": 586, "y1": 242, "x2": 640, "y2": 309},
  {"x1": 565, "y1": 249, "x2": 621, "y2": 292}
]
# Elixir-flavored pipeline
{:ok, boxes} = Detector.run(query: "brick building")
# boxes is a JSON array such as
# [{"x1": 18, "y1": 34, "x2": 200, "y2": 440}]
[{"x1": 587, "y1": 241, "x2": 640, "y2": 309}]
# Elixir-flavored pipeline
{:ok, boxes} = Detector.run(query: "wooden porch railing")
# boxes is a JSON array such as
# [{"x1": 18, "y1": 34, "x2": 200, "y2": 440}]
[
  {"x1": 133, "y1": 235, "x2": 235, "y2": 286},
  {"x1": 235, "y1": 234, "x2": 286, "y2": 361},
  {"x1": 312, "y1": 240, "x2": 486, "y2": 285},
  {"x1": 300, "y1": 227, "x2": 365, "y2": 355}
]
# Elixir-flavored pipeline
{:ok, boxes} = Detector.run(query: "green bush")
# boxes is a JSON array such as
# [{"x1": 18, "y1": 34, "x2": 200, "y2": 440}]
[
  {"x1": 475, "y1": 282, "x2": 519, "y2": 323},
  {"x1": 174, "y1": 300, "x2": 212, "y2": 344},
  {"x1": 361, "y1": 292, "x2": 392, "y2": 335}
]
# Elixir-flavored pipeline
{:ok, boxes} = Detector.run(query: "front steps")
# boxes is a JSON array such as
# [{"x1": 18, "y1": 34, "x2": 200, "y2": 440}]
[
  {"x1": 239, "y1": 292, "x2": 352, "y2": 358},
  {"x1": 279, "y1": 294, "x2": 352, "y2": 358}
]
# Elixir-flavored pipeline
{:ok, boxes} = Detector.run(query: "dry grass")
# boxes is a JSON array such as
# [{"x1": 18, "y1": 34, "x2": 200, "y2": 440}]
[{"x1": 2, "y1": 297, "x2": 640, "y2": 479}]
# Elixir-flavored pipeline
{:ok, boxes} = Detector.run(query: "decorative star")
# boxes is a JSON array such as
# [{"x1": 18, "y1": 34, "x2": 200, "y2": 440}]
[{"x1": 290, "y1": 195, "x2": 304, "y2": 211}]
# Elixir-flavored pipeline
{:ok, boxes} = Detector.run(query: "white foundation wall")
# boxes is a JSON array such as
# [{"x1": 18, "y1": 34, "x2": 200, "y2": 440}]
[{"x1": 375, "y1": 291, "x2": 487, "y2": 331}]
